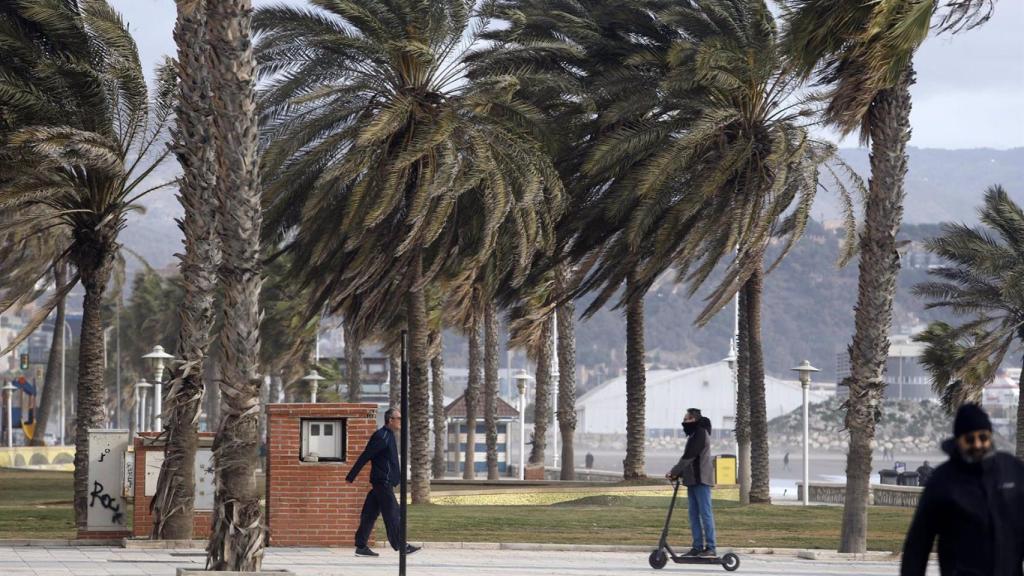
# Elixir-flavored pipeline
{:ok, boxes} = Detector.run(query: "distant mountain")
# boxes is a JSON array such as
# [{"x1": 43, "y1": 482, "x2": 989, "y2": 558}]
[
  {"x1": 815, "y1": 147, "x2": 1024, "y2": 224},
  {"x1": 120, "y1": 148, "x2": 1023, "y2": 387}
]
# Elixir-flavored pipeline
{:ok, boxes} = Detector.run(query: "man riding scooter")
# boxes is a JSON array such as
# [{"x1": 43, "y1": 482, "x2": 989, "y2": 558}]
[{"x1": 667, "y1": 408, "x2": 716, "y2": 558}]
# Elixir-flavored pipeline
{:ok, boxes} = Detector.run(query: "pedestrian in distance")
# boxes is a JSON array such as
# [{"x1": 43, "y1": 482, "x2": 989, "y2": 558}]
[
  {"x1": 901, "y1": 403, "x2": 1024, "y2": 576},
  {"x1": 666, "y1": 408, "x2": 717, "y2": 558},
  {"x1": 915, "y1": 460, "x2": 934, "y2": 487},
  {"x1": 345, "y1": 407, "x2": 420, "y2": 557}
]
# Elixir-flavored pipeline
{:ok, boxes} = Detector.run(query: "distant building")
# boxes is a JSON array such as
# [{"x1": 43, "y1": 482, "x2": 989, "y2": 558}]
[
  {"x1": 836, "y1": 334, "x2": 932, "y2": 400},
  {"x1": 443, "y1": 393, "x2": 519, "y2": 475},
  {"x1": 575, "y1": 360, "x2": 832, "y2": 438}
]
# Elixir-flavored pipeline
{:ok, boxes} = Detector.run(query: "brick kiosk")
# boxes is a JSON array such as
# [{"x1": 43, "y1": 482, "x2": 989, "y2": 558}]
[
  {"x1": 266, "y1": 403, "x2": 378, "y2": 547},
  {"x1": 132, "y1": 432, "x2": 216, "y2": 538}
]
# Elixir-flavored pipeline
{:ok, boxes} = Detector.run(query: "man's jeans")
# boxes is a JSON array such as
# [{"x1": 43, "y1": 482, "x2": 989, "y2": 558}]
[{"x1": 687, "y1": 483, "x2": 716, "y2": 551}]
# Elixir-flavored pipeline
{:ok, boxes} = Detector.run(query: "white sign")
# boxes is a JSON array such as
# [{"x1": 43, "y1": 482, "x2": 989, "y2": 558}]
[
  {"x1": 86, "y1": 429, "x2": 129, "y2": 531},
  {"x1": 122, "y1": 452, "x2": 135, "y2": 498},
  {"x1": 144, "y1": 450, "x2": 164, "y2": 497},
  {"x1": 194, "y1": 448, "x2": 215, "y2": 511},
  {"x1": 144, "y1": 448, "x2": 215, "y2": 511}
]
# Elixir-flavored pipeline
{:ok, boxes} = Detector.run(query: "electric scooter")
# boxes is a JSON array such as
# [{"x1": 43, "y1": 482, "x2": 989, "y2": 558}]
[{"x1": 648, "y1": 480, "x2": 740, "y2": 571}]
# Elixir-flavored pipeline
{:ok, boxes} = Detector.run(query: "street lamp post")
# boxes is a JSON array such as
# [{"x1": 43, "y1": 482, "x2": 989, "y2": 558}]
[
  {"x1": 302, "y1": 370, "x2": 326, "y2": 403},
  {"x1": 142, "y1": 345, "x2": 175, "y2": 432},
  {"x1": 136, "y1": 379, "x2": 152, "y2": 433},
  {"x1": 791, "y1": 360, "x2": 819, "y2": 506},
  {"x1": 3, "y1": 381, "x2": 16, "y2": 447},
  {"x1": 514, "y1": 369, "x2": 533, "y2": 480}
]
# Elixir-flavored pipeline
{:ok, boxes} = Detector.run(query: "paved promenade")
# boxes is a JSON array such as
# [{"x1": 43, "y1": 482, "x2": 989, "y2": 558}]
[{"x1": 0, "y1": 545, "x2": 937, "y2": 576}]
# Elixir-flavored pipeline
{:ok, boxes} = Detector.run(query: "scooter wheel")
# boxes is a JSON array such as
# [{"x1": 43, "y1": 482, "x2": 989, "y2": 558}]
[
  {"x1": 649, "y1": 549, "x2": 668, "y2": 569},
  {"x1": 721, "y1": 552, "x2": 740, "y2": 572}
]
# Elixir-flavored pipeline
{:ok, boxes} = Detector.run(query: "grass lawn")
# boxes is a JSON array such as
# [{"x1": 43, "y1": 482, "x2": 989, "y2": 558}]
[
  {"x1": 0, "y1": 469, "x2": 913, "y2": 550},
  {"x1": 405, "y1": 494, "x2": 914, "y2": 552},
  {"x1": 0, "y1": 469, "x2": 76, "y2": 538}
]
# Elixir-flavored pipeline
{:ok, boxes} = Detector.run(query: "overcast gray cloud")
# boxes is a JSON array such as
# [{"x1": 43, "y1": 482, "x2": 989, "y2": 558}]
[{"x1": 113, "y1": 0, "x2": 1023, "y2": 149}]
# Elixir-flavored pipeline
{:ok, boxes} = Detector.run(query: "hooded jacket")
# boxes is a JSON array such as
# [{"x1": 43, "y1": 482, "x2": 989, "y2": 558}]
[
  {"x1": 670, "y1": 417, "x2": 715, "y2": 487},
  {"x1": 345, "y1": 426, "x2": 401, "y2": 487},
  {"x1": 900, "y1": 438, "x2": 1024, "y2": 576}
]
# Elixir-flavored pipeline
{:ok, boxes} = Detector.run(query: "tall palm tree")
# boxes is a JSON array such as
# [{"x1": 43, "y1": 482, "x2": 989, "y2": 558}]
[
  {"x1": 484, "y1": 301, "x2": 501, "y2": 479},
  {"x1": 463, "y1": 317, "x2": 482, "y2": 479},
  {"x1": 205, "y1": 0, "x2": 265, "y2": 569},
  {"x1": 573, "y1": 0, "x2": 856, "y2": 494},
  {"x1": 0, "y1": 1, "x2": 175, "y2": 527},
  {"x1": 151, "y1": 0, "x2": 221, "y2": 541},
  {"x1": 344, "y1": 321, "x2": 362, "y2": 401},
  {"x1": 528, "y1": 318, "x2": 554, "y2": 469},
  {"x1": 783, "y1": 0, "x2": 995, "y2": 552},
  {"x1": 554, "y1": 264, "x2": 578, "y2": 480},
  {"x1": 913, "y1": 186, "x2": 1024, "y2": 454},
  {"x1": 254, "y1": 0, "x2": 562, "y2": 503},
  {"x1": 430, "y1": 329, "x2": 447, "y2": 478}
]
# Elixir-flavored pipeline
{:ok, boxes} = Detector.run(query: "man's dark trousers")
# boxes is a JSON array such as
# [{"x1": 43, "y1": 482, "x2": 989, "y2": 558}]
[{"x1": 354, "y1": 483, "x2": 401, "y2": 550}]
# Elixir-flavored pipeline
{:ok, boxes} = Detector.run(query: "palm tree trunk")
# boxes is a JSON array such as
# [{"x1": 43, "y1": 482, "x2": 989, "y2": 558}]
[
  {"x1": 389, "y1": 353, "x2": 401, "y2": 407},
  {"x1": 623, "y1": 271, "x2": 646, "y2": 480},
  {"x1": 736, "y1": 288, "x2": 751, "y2": 505},
  {"x1": 430, "y1": 334, "x2": 446, "y2": 478},
  {"x1": 745, "y1": 265, "x2": 770, "y2": 503},
  {"x1": 205, "y1": 0, "x2": 265, "y2": 568},
  {"x1": 72, "y1": 248, "x2": 115, "y2": 529},
  {"x1": 407, "y1": 254, "x2": 431, "y2": 503},
  {"x1": 32, "y1": 260, "x2": 67, "y2": 447},
  {"x1": 463, "y1": 318, "x2": 481, "y2": 479},
  {"x1": 152, "y1": 0, "x2": 220, "y2": 540},
  {"x1": 839, "y1": 68, "x2": 914, "y2": 554},
  {"x1": 1016, "y1": 357, "x2": 1024, "y2": 458},
  {"x1": 484, "y1": 302, "x2": 500, "y2": 480},
  {"x1": 528, "y1": 317, "x2": 553, "y2": 466},
  {"x1": 555, "y1": 266, "x2": 577, "y2": 481},
  {"x1": 344, "y1": 322, "x2": 361, "y2": 402}
]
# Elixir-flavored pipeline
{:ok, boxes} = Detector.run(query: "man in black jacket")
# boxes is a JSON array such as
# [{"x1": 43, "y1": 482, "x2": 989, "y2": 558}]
[
  {"x1": 345, "y1": 408, "x2": 419, "y2": 557},
  {"x1": 667, "y1": 408, "x2": 717, "y2": 558},
  {"x1": 901, "y1": 403, "x2": 1024, "y2": 576}
]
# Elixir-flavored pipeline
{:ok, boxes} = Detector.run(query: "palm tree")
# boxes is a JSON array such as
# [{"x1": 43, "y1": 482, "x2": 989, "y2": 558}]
[
  {"x1": 254, "y1": 0, "x2": 562, "y2": 503},
  {"x1": 528, "y1": 318, "x2": 554, "y2": 469},
  {"x1": 571, "y1": 0, "x2": 856, "y2": 494},
  {"x1": 554, "y1": 264, "x2": 578, "y2": 480},
  {"x1": 913, "y1": 186, "x2": 1024, "y2": 454},
  {"x1": 430, "y1": 329, "x2": 447, "y2": 478},
  {"x1": 344, "y1": 321, "x2": 362, "y2": 401},
  {"x1": 623, "y1": 271, "x2": 647, "y2": 479},
  {"x1": 783, "y1": 0, "x2": 996, "y2": 552},
  {"x1": 0, "y1": 1, "x2": 175, "y2": 528},
  {"x1": 914, "y1": 322, "x2": 992, "y2": 411},
  {"x1": 463, "y1": 317, "x2": 482, "y2": 479},
  {"x1": 484, "y1": 301, "x2": 501, "y2": 480},
  {"x1": 151, "y1": 0, "x2": 221, "y2": 540},
  {"x1": 204, "y1": 0, "x2": 265, "y2": 569}
]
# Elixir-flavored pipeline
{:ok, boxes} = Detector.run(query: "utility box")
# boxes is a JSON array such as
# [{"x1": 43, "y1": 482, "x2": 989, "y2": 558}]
[
  {"x1": 713, "y1": 454, "x2": 737, "y2": 485},
  {"x1": 131, "y1": 432, "x2": 216, "y2": 539},
  {"x1": 80, "y1": 429, "x2": 131, "y2": 539},
  {"x1": 266, "y1": 403, "x2": 378, "y2": 547}
]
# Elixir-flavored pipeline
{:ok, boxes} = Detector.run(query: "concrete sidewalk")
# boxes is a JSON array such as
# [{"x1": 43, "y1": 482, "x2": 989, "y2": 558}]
[{"x1": 0, "y1": 544, "x2": 937, "y2": 576}]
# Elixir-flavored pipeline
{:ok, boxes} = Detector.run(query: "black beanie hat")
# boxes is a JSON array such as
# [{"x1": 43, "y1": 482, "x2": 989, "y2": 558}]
[{"x1": 953, "y1": 403, "x2": 992, "y2": 438}]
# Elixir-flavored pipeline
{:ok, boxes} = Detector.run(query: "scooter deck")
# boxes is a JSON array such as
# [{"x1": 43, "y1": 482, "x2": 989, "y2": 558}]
[{"x1": 670, "y1": 556, "x2": 726, "y2": 565}]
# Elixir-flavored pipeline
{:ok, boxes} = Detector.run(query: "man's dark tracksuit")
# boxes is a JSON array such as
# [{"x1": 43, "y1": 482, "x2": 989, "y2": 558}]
[
  {"x1": 346, "y1": 426, "x2": 401, "y2": 550},
  {"x1": 901, "y1": 438, "x2": 1024, "y2": 576}
]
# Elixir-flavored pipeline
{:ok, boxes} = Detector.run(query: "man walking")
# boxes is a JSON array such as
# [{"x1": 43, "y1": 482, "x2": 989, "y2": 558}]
[
  {"x1": 667, "y1": 408, "x2": 717, "y2": 558},
  {"x1": 345, "y1": 407, "x2": 419, "y2": 557},
  {"x1": 901, "y1": 404, "x2": 1024, "y2": 576}
]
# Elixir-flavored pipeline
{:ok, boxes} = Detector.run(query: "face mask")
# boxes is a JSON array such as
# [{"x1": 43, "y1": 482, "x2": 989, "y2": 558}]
[{"x1": 682, "y1": 421, "x2": 698, "y2": 436}]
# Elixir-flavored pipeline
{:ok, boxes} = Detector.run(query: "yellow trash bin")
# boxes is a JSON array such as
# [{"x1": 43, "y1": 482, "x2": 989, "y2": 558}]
[{"x1": 714, "y1": 454, "x2": 737, "y2": 485}]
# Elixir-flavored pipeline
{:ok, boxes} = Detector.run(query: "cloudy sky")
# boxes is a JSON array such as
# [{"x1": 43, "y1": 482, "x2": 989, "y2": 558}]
[{"x1": 111, "y1": 0, "x2": 1023, "y2": 150}]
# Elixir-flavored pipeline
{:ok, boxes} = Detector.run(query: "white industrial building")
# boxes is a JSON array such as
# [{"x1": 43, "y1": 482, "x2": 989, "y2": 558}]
[{"x1": 576, "y1": 360, "x2": 832, "y2": 436}]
